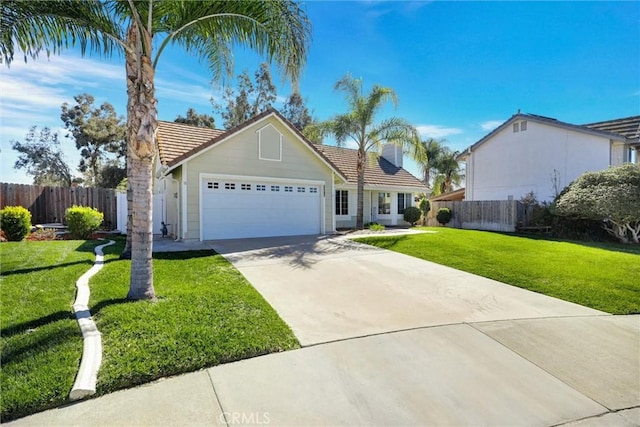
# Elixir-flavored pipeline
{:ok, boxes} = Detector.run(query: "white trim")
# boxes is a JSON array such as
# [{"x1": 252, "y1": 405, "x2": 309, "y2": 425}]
[
  {"x1": 321, "y1": 183, "x2": 326, "y2": 234},
  {"x1": 257, "y1": 123, "x2": 283, "y2": 162},
  {"x1": 335, "y1": 183, "x2": 426, "y2": 194},
  {"x1": 331, "y1": 172, "x2": 336, "y2": 233},
  {"x1": 200, "y1": 172, "x2": 324, "y2": 186},
  {"x1": 181, "y1": 162, "x2": 188, "y2": 239}
]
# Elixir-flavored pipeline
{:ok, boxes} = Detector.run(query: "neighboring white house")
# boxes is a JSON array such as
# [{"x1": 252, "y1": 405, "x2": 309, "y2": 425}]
[
  {"x1": 458, "y1": 113, "x2": 640, "y2": 202},
  {"x1": 151, "y1": 109, "x2": 426, "y2": 240}
]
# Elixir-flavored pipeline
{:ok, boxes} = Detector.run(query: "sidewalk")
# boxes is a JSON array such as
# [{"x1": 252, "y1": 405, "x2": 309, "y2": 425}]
[
  {"x1": 8, "y1": 315, "x2": 639, "y2": 426},
  {"x1": 7, "y1": 235, "x2": 639, "y2": 426}
]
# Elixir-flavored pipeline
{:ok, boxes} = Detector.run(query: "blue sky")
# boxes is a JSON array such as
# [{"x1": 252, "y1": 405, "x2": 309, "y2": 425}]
[{"x1": 1, "y1": 1, "x2": 638, "y2": 184}]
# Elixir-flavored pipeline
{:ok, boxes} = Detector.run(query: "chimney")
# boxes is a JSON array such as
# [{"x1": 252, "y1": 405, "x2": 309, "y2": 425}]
[{"x1": 382, "y1": 144, "x2": 403, "y2": 168}]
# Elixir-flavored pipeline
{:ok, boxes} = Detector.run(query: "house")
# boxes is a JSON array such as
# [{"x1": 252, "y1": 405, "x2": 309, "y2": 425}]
[
  {"x1": 429, "y1": 188, "x2": 465, "y2": 202},
  {"x1": 457, "y1": 113, "x2": 640, "y2": 202},
  {"x1": 153, "y1": 109, "x2": 426, "y2": 240}
]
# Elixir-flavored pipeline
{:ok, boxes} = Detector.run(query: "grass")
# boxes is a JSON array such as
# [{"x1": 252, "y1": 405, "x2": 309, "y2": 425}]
[
  {"x1": 355, "y1": 227, "x2": 640, "y2": 315},
  {"x1": 1, "y1": 239, "x2": 298, "y2": 422}
]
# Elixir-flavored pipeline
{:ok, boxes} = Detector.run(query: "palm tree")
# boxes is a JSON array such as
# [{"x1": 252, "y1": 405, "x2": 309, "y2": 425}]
[
  {"x1": 319, "y1": 74, "x2": 419, "y2": 229},
  {"x1": 2, "y1": 0, "x2": 311, "y2": 300},
  {"x1": 409, "y1": 138, "x2": 445, "y2": 187},
  {"x1": 431, "y1": 148, "x2": 464, "y2": 196}
]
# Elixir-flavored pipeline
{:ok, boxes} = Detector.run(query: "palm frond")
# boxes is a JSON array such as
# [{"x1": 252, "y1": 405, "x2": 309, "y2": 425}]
[
  {"x1": 360, "y1": 85, "x2": 397, "y2": 122},
  {"x1": 1, "y1": 0, "x2": 125, "y2": 65},
  {"x1": 329, "y1": 114, "x2": 360, "y2": 147},
  {"x1": 155, "y1": 1, "x2": 311, "y2": 83},
  {"x1": 366, "y1": 117, "x2": 418, "y2": 151},
  {"x1": 334, "y1": 73, "x2": 363, "y2": 109}
]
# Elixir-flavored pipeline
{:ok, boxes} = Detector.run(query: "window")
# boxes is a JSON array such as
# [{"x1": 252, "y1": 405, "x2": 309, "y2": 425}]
[
  {"x1": 513, "y1": 122, "x2": 520, "y2": 133},
  {"x1": 256, "y1": 185, "x2": 266, "y2": 191},
  {"x1": 520, "y1": 120, "x2": 527, "y2": 131},
  {"x1": 378, "y1": 192, "x2": 391, "y2": 215},
  {"x1": 207, "y1": 182, "x2": 219, "y2": 189},
  {"x1": 397, "y1": 193, "x2": 412, "y2": 214},
  {"x1": 297, "y1": 186, "x2": 306, "y2": 193},
  {"x1": 271, "y1": 185, "x2": 280, "y2": 192},
  {"x1": 284, "y1": 186, "x2": 293, "y2": 192},
  {"x1": 241, "y1": 184, "x2": 251, "y2": 191},
  {"x1": 309, "y1": 187, "x2": 318, "y2": 194},
  {"x1": 224, "y1": 182, "x2": 236, "y2": 190},
  {"x1": 335, "y1": 190, "x2": 348, "y2": 215}
]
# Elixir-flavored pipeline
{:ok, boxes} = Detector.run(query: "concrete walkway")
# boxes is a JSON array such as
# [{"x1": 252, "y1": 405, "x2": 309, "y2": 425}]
[{"x1": 8, "y1": 235, "x2": 640, "y2": 426}]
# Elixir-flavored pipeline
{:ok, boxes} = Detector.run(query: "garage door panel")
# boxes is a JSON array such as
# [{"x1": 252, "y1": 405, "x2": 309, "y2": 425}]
[{"x1": 202, "y1": 178, "x2": 321, "y2": 240}]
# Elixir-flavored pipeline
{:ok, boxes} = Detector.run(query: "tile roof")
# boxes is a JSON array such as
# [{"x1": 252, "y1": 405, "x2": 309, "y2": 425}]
[
  {"x1": 157, "y1": 121, "x2": 224, "y2": 166},
  {"x1": 583, "y1": 116, "x2": 640, "y2": 143},
  {"x1": 315, "y1": 145, "x2": 426, "y2": 189},
  {"x1": 155, "y1": 110, "x2": 425, "y2": 190}
]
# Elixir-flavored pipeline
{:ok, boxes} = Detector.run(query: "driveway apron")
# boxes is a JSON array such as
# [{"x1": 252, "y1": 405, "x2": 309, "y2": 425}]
[{"x1": 210, "y1": 235, "x2": 605, "y2": 346}]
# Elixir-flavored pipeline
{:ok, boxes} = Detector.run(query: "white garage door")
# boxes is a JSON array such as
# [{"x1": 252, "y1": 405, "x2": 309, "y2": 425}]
[{"x1": 201, "y1": 177, "x2": 322, "y2": 240}]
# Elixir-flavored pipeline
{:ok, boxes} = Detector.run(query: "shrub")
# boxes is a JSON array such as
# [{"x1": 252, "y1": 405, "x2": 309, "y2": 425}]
[
  {"x1": 403, "y1": 206, "x2": 422, "y2": 226},
  {"x1": 436, "y1": 207, "x2": 452, "y2": 226},
  {"x1": 417, "y1": 196, "x2": 431, "y2": 225},
  {"x1": 366, "y1": 222, "x2": 385, "y2": 231},
  {"x1": 0, "y1": 206, "x2": 31, "y2": 241},
  {"x1": 65, "y1": 205, "x2": 104, "y2": 239},
  {"x1": 554, "y1": 164, "x2": 640, "y2": 244}
]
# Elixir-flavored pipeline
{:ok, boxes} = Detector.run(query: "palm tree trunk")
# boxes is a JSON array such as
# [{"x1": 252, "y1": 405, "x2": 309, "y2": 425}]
[
  {"x1": 119, "y1": 151, "x2": 133, "y2": 259},
  {"x1": 356, "y1": 148, "x2": 365, "y2": 229},
  {"x1": 125, "y1": 24, "x2": 156, "y2": 301}
]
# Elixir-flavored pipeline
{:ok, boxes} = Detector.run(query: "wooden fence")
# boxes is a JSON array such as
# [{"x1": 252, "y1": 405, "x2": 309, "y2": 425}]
[
  {"x1": 0, "y1": 183, "x2": 118, "y2": 229},
  {"x1": 426, "y1": 200, "x2": 525, "y2": 232}
]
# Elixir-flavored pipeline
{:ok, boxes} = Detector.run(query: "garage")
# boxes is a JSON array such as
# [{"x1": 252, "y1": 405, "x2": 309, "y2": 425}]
[{"x1": 201, "y1": 177, "x2": 323, "y2": 240}]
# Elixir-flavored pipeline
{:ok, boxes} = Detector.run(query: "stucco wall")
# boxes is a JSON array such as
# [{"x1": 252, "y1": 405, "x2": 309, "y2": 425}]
[
  {"x1": 466, "y1": 120, "x2": 611, "y2": 202},
  {"x1": 180, "y1": 116, "x2": 334, "y2": 240}
]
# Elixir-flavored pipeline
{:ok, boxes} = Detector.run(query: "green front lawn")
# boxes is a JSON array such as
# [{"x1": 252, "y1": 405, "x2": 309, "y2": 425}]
[
  {"x1": 355, "y1": 228, "x2": 640, "y2": 314},
  {"x1": 1, "y1": 239, "x2": 298, "y2": 422}
]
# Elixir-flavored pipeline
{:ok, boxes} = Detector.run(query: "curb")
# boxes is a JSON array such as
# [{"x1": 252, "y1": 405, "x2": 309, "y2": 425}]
[{"x1": 69, "y1": 239, "x2": 115, "y2": 401}]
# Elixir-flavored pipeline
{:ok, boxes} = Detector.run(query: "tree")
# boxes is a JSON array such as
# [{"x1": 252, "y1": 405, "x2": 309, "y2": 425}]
[
  {"x1": 554, "y1": 164, "x2": 640, "y2": 244},
  {"x1": 252, "y1": 62, "x2": 277, "y2": 115},
  {"x1": 61, "y1": 93, "x2": 126, "y2": 186},
  {"x1": 95, "y1": 160, "x2": 128, "y2": 188},
  {"x1": 282, "y1": 90, "x2": 314, "y2": 132},
  {"x1": 175, "y1": 108, "x2": 216, "y2": 128},
  {"x1": 3, "y1": 0, "x2": 311, "y2": 300},
  {"x1": 215, "y1": 63, "x2": 277, "y2": 129},
  {"x1": 409, "y1": 138, "x2": 445, "y2": 187},
  {"x1": 11, "y1": 126, "x2": 74, "y2": 186},
  {"x1": 431, "y1": 147, "x2": 464, "y2": 196},
  {"x1": 319, "y1": 74, "x2": 419, "y2": 229}
]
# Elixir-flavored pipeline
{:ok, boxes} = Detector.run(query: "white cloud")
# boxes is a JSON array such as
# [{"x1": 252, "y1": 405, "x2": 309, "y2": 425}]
[
  {"x1": 480, "y1": 120, "x2": 503, "y2": 131},
  {"x1": 155, "y1": 78, "x2": 214, "y2": 108},
  {"x1": 0, "y1": 54, "x2": 125, "y2": 128},
  {"x1": 416, "y1": 124, "x2": 463, "y2": 139}
]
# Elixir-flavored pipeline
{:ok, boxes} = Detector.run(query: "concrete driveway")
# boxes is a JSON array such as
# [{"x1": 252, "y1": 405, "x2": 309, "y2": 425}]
[
  {"x1": 210, "y1": 234, "x2": 606, "y2": 346},
  {"x1": 10, "y1": 233, "x2": 639, "y2": 426}
]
